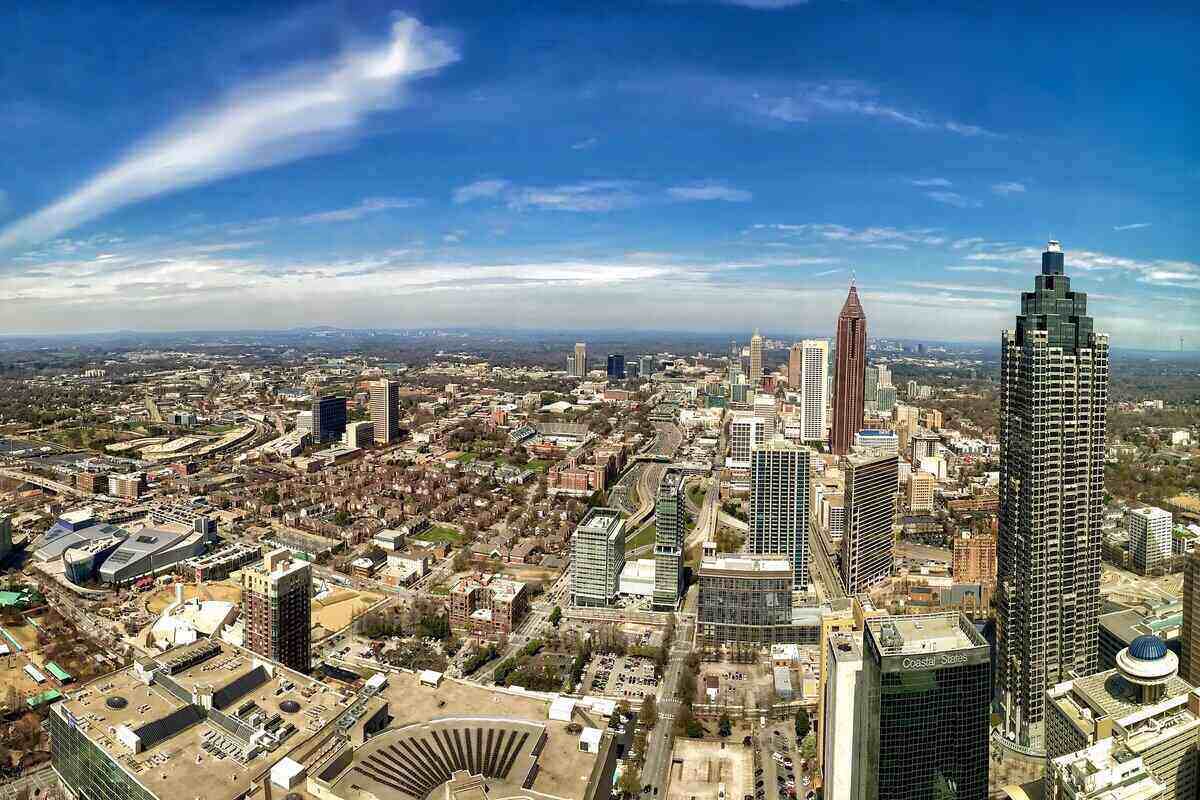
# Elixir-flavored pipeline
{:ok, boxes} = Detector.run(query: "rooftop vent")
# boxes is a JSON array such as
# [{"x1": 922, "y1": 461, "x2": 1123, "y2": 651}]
[{"x1": 106, "y1": 696, "x2": 129, "y2": 710}]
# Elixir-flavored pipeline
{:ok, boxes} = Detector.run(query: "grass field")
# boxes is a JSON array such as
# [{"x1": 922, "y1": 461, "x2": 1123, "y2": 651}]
[
  {"x1": 625, "y1": 522, "x2": 656, "y2": 552},
  {"x1": 423, "y1": 525, "x2": 463, "y2": 543}
]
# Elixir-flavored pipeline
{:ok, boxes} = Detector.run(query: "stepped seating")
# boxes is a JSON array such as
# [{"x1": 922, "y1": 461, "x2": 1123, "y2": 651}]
[{"x1": 343, "y1": 718, "x2": 546, "y2": 800}]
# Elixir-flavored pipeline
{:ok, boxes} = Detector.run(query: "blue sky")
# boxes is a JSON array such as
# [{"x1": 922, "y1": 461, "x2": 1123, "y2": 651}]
[{"x1": 1, "y1": 1, "x2": 1197, "y2": 347}]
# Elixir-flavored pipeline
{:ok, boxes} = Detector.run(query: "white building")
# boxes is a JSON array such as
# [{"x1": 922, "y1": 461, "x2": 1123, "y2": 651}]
[
  {"x1": 799, "y1": 339, "x2": 829, "y2": 443},
  {"x1": 822, "y1": 630, "x2": 865, "y2": 800},
  {"x1": 1128, "y1": 506, "x2": 1173, "y2": 574},
  {"x1": 618, "y1": 558, "x2": 656, "y2": 599},
  {"x1": 727, "y1": 413, "x2": 768, "y2": 469}
]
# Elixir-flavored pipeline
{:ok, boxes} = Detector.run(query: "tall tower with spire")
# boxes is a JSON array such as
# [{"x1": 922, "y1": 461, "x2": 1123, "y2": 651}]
[
  {"x1": 830, "y1": 281, "x2": 867, "y2": 455},
  {"x1": 997, "y1": 241, "x2": 1108, "y2": 750},
  {"x1": 749, "y1": 329, "x2": 764, "y2": 387}
]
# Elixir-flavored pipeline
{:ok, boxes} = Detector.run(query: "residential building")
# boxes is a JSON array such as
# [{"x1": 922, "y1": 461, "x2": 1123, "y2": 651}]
[
  {"x1": 877, "y1": 384, "x2": 897, "y2": 414},
  {"x1": 449, "y1": 573, "x2": 529, "y2": 639},
  {"x1": 857, "y1": 613, "x2": 991, "y2": 800},
  {"x1": 749, "y1": 329, "x2": 764, "y2": 386},
  {"x1": 1045, "y1": 636, "x2": 1200, "y2": 800},
  {"x1": 831, "y1": 283, "x2": 867, "y2": 455},
  {"x1": 640, "y1": 354, "x2": 653, "y2": 378},
  {"x1": 574, "y1": 342, "x2": 588, "y2": 377},
  {"x1": 788, "y1": 342, "x2": 803, "y2": 388},
  {"x1": 799, "y1": 339, "x2": 829, "y2": 443},
  {"x1": 696, "y1": 554, "x2": 820, "y2": 645},
  {"x1": 727, "y1": 413, "x2": 768, "y2": 468},
  {"x1": 908, "y1": 471, "x2": 936, "y2": 513},
  {"x1": 1047, "y1": 740, "x2": 1166, "y2": 800},
  {"x1": 997, "y1": 241, "x2": 1109, "y2": 750},
  {"x1": 839, "y1": 452, "x2": 898, "y2": 594},
  {"x1": 1183, "y1": 548, "x2": 1200, "y2": 684},
  {"x1": 953, "y1": 532, "x2": 997, "y2": 586},
  {"x1": 864, "y1": 365, "x2": 881, "y2": 405},
  {"x1": 1129, "y1": 507, "x2": 1173, "y2": 574},
  {"x1": 571, "y1": 508, "x2": 626, "y2": 607},
  {"x1": 606, "y1": 354, "x2": 625, "y2": 381},
  {"x1": 653, "y1": 470, "x2": 685, "y2": 611},
  {"x1": 109, "y1": 472, "x2": 146, "y2": 500},
  {"x1": 312, "y1": 395, "x2": 348, "y2": 444},
  {"x1": 749, "y1": 437, "x2": 812, "y2": 590},
  {"x1": 369, "y1": 379, "x2": 400, "y2": 444},
  {"x1": 241, "y1": 549, "x2": 312, "y2": 673}
]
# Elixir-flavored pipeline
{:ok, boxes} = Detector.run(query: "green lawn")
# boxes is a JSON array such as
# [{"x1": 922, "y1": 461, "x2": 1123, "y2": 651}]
[
  {"x1": 687, "y1": 483, "x2": 706, "y2": 508},
  {"x1": 454, "y1": 452, "x2": 478, "y2": 464},
  {"x1": 424, "y1": 525, "x2": 463, "y2": 543},
  {"x1": 526, "y1": 459, "x2": 552, "y2": 473},
  {"x1": 625, "y1": 522, "x2": 656, "y2": 552}
]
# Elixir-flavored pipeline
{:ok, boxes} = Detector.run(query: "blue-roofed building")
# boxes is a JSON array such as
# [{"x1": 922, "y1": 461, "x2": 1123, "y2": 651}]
[
  {"x1": 31, "y1": 510, "x2": 128, "y2": 562},
  {"x1": 97, "y1": 525, "x2": 212, "y2": 586},
  {"x1": 852, "y1": 429, "x2": 899, "y2": 455}
]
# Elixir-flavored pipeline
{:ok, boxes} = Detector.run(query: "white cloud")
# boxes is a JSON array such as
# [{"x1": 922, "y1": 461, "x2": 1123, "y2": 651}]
[
  {"x1": 898, "y1": 280, "x2": 1016, "y2": 296},
  {"x1": 965, "y1": 244, "x2": 1200, "y2": 289},
  {"x1": 666, "y1": 182, "x2": 752, "y2": 202},
  {"x1": 296, "y1": 197, "x2": 421, "y2": 224},
  {"x1": 0, "y1": 17, "x2": 458, "y2": 250},
  {"x1": 946, "y1": 265, "x2": 1022, "y2": 275},
  {"x1": 508, "y1": 181, "x2": 642, "y2": 213},
  {"x1": 571, "y1": 137, "x2": 598, "y2": 150},
  {"x1": 991, "y1": 181, "x2": 1026, "y2": 196},
  {"x1": 755, "y1": 223, "x2": 946, "y2": 247},
  {"x1": 1113, "y1": 223, "x2": 1152, "y2": 231},
  {"x1": 951, "y1": 237, "x2": 985, "y2": 249},
  {"x1": 944, "y1": 121, "x2": 998, "y2": 137},
  {"x1": 909, "y1": 178, "x2": 952, "y2": 187},
  {"x1": 453, "y1": 179, "x2": 511, "y2": 204},
  {"x1": 442, "y1": 230, "x2": 465, "y2": 244},
  {"x1": 925, "y1": 191, "x2": 981, "y2": 209}
]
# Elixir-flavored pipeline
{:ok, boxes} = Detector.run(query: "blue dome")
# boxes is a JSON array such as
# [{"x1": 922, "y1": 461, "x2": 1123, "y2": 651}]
[{"x1": 1129, "y1": 635, "x2": 1168, "y2": 661}]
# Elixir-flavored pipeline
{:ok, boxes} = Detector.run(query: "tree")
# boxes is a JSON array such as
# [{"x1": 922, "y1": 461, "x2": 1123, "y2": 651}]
[
  {"x1": 639, "y1": 694, "x2": 658, "y2": 729},
  {"x1": 333, "y1": 509, "x2": 351, "y2": 527},
  {"x1": 794, "y1": 708, "x2": 811, "y2": 741},
  {"x1": 618, "y1": 765, "x2": 642, "y2": 799},
  {"x1": 799, "y1": 731, "x2": 816, "y2": 760},
  {"x1": 718, "y1": 713, "x2": 732, "y2": 738},
  {"x1": 549, "y1": 605, "x2": 562, "y2": 627}
]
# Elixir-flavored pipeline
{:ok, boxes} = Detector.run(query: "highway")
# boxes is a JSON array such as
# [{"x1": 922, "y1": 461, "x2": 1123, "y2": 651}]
[{"x1": 642, "y1": 614, "x2": 695, "y2": 794}]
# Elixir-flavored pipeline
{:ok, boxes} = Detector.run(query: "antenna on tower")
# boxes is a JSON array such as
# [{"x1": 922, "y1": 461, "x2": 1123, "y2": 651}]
[{"x1": 850, "y1": 268, "x2": 856, "y2": 288}]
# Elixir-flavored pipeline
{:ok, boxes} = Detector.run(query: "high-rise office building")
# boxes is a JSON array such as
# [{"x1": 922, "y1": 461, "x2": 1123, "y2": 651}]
[
  {"x1": 625, "y1": 360, "x2": 640, "y2": 380},
  {"x1": 0, "y1": 514, "x2": 10, "y2": 562},
  {"x1": 788, "y1": 343, "x2": 803, "y2": 388},
  {"x1": 864, "y1": 365, "x2": 881, "y2": 404},
  {"x1": 1182, "y1": 548, "x2": 1200, "y2": 684},
  {"x1": 574, "y1": 342, "x2": 587, "y2": 378},
  {"x1": 566, "y1": 353, "x2": 576, "y2": 375},
  {"x1": 875, "y1": 363, "x2": 891, "y2": 388},
  {"x1": 907, "y1": 470, "x2": 935, "y2": 513},
  {"x1": 653, "y1": 471, "x2": 685, "y2": 611},
  {"x1": 1129, "y1": 506, "x2": 1173, "y2": 575},
  {"x1": 312, "y1": 395, "x2": 348, "y2": 444},
  {"x1": 242, "y1": 549, "x2": 312, "y2": 673},
  {"x1": 857, "y1": 614, "x2": 990, "y2": 800},
  {"x1": 839, "y1": 452, "x2": 897, "y2": 594},
  {"x1": 799, "y1": 339, "x2": 829, "y2": 443},
  {"x1": 640, "y1": 354, "x2": 653, "y2": 378},
  {"x1": 749, "y1": 438, "x2": 811, "y2": 590},
  {"x1": 696, "y1": 554, "x2": 802, "y2": 645},
  {"x1": 571, "y1": 508, "x2": 626, "y2": 607},
  {"x1": 606, "y1": 354, "x2": 625, "y2": 381},
  {"x1": 997, "y1": 241, "x2": 1109, "y2": 750},
  {"x1": 876, "y1": 384, "x2": 897, "y2": 414},
  {"x1": 749, "y1": 329, "x2": 764, "y2": 386},
  {"x1": 369, "y1": 379, "x2": 400, "y2": 445},
  {"x1": 831, "y1": 284, "x2": 867, "y2": 455},
  {"x1": 822, "y1": 630, "x2": 865, "y2": 800},
  {"x1": 727, "y1": 413, "x2": 768, "y2": 468}
]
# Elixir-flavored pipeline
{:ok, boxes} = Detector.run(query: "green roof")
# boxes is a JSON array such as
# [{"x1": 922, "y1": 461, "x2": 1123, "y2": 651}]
[
  {"x1": 26, "y1": 689, "x2": 62, "y2": 708},
  {"x1": 0, "y1": 591, "x2": 24, "y2": 606},
  {"x1": 45, "y1": 662, "x2": 72, "y2": 683}
]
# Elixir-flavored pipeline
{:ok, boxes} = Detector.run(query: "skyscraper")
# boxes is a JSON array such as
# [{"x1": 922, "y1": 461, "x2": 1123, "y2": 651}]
[
  {"x1": 749, "y1": 438, "x2": 812, "y2": 590},
  {"x1": 749, "y1": 329, "x2": 764, "y2": 386},
  {"x1": 1128, "y1": 506, "x2": 1172, "y2": 574},
  {"x1": 799, "y1": 339, "x2": 829, "y2": 443},
  {"x1": 726, "y1": 413, "x2": 767, "y2": 468},
  {"x1": 606, "y1": 353, "x2": 625, "y2": 380},
  {"x1": 0, "y1": 513, "x2": 10, "y2": 563},
  {"x1": 788, "y1": 342, "x2": 803, "y2": 388},
  {"x1": 997, "y1": 240, "x2": 1109, "y2": 750},
  {"x1": 831, "y1": 284, "x2": 867, "y2": 455},
  {"x1": 242, "y1": 549, "x2": 312, "y2": 673},
  {"x1": 311, "y1": 395, "x2": 347, "y2": 443},
  {"x1": 839, "y1": 451, "x2": 897, "y2": 594},
  {"x1": 574, "y1": 342, "x2": 587, "y2": 378},
  {"x1": 864, "y1": 365, "x2": 881, "y2": 405},
  {"x1": 857, "y1": 614, "x2": 991, "y2": 799},
  {"x1": 653, "y1": 470, "x2": 685, "y2": 611},
  {"x1": 640, "y1": 354, "x2": 653, "y2": 377},
  {"x1": 1183, "y1": 548, "x2": 1200, "y2": 684},
  {"x1": 571, "y1": 508, "x2": 626, "y2": 607},
  {"x1": 369, "y1": 379, "x2": 400, "y2": 445}
]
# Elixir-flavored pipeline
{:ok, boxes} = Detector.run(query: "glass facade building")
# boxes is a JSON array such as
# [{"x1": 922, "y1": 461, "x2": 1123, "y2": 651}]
[
  {"x1": 858, "y1": 613, "x2": 991, "y2": 800},
  {"x1": 51, "y1": 708, "x2": 159, "y2": 800}
]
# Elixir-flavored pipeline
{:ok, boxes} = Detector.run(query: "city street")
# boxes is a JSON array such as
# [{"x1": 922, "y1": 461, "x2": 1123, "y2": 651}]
[{"x1": 642, "y1": 615, "x2": 694, "y2": 795}]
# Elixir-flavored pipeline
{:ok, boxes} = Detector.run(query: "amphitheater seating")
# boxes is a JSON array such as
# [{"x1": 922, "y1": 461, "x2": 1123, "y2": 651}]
[{"x1": 342, "y1": 718, "x2": 546, "y2": 800}]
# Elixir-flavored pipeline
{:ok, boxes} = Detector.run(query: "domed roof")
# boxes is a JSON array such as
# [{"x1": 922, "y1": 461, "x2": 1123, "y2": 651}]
[{"x1": 1129, "y1": 635, "x2": 1168, "y2": 661}]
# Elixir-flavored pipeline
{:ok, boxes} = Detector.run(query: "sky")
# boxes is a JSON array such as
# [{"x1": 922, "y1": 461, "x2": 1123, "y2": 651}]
[{"x1": 1, "y1": 1, "x2": 1197, "y2": 348}]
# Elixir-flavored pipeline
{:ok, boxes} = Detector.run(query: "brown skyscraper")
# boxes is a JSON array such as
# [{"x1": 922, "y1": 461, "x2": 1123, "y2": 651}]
[{"x1": 831, "y1": 283, "x2": 867, "y2": 455}]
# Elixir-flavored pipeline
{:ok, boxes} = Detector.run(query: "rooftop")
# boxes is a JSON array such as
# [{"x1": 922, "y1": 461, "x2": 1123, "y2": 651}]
[
  {"x1": 699, "y1": 554, "x2": 791, "y2": 575},
  {"x1": 866, "y1": 613, "x2": 983, "y2": 656}
]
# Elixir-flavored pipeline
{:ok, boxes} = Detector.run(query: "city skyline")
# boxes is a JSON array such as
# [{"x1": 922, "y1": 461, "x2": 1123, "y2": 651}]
[{"x1": 0, "y1": 3, "x2": 1196, "y2": 346}]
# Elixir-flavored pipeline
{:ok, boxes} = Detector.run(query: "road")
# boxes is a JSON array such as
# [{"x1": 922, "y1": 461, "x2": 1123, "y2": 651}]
[
  {"x1": 642, "y1": 614, "x2": 695, "y2": 794},
  {"x1": 624, "y1": 423, "x2": 684, "y2": 529},
  {"x1": 684, "y1": 477, "x2": 720, "y2": 552},
  {"x1": 809, "y1": 528, "x2": 846, "y2": 600},
  {"x1": 477, "y1": 569, "x2": 572, "y2": 682}
]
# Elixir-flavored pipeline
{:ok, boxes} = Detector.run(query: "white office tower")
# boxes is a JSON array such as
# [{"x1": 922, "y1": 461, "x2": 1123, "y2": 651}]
[
  {"x1": 749, "y1": 329, "x2": 764, "y2": 386},
  {"x1": 1128, "y1": 506, "x2": 1173, "y2": 575},
  {"x1": 574, "y1": 342, "x2": 587, "y2": 378},
  {"x1": 822, "y1": 631, "x2": 865, "y2": 800},
  {"x1": 754, "y1": 394, "x2": 779, "y2": 439},
  {"x1": 799, "y1": 339, "x2": 829, "y2": 443},
  {"x1": 571, "y1": 508, "x2": 626, "y2": 607},
  {"x1": 749, "y1": 437, "x2": 811, "y2": 590},
  {"x1": 727, "y1": 413, "x2": 768, "y2": 469},
  {"x1": 997, "y1": 241, "x2": 1109, "y2": 751}
]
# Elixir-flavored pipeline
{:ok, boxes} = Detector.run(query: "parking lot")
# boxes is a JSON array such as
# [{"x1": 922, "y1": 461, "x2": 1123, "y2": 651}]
[
  {"x1": 751, "y1": 722, "x2": 815, "y2": 800},
  {"x1": 584, "y1": 654, "x2": 659, "y2": 700}
]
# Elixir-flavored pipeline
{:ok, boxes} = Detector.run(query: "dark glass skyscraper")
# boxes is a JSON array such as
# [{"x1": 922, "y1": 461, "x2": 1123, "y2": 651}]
[
  {"x1": 606, "y1": 353, "x2": 625, "y2": 380},
  {"x1": 831, "y1": 283, "x2": 867, "y2": 455},
  {"x1": 859, "y1": 613, "x2": 991, "y2": 799},
  {"x1": 312, "y1": 395, "x2": 348, "y2": 443},
  {"x1": 996, "y1": 241, "x2": 1108, "y2": 750},
  {"x1": 653, "y1": 470, "x2": 685, "y2": 611}
]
